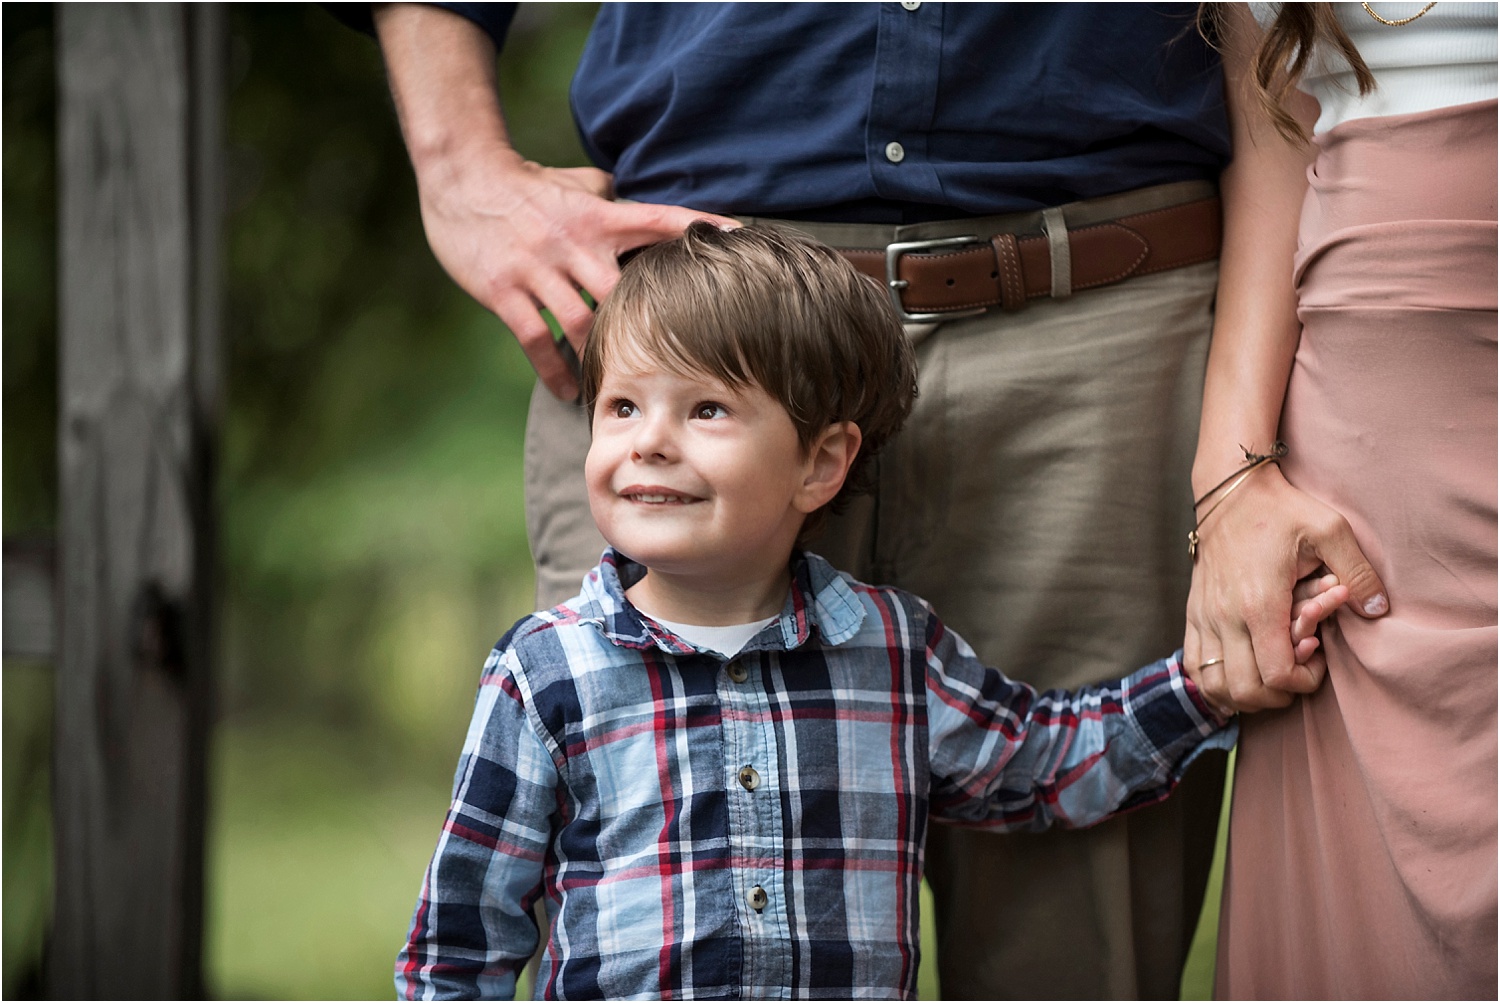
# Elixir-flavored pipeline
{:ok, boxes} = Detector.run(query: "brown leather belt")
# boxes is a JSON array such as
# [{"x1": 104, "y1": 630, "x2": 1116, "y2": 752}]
[{"x1": 837, "y1": 196, "x2": 1221, "y2": 323}]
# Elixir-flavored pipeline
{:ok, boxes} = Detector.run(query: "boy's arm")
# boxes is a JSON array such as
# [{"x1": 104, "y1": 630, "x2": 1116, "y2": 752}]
[
  {"x1": 925, "y1": 571, "x2": 1352, "y2": 827},
  {"x1": 396, "y1": 647, "x2": 561, "y2": 999},
  {"x1": 924, "y1": 614, "x2": 1235, "y2": 832}
]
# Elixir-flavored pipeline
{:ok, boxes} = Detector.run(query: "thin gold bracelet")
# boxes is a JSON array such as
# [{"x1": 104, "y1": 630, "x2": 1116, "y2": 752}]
[
  {"x1": 1188, "y1": 454, "x2": 1281, "y2": 559},
  {"x1": 1193, "y1": 441, "x2": 1288, "y2": 509}
]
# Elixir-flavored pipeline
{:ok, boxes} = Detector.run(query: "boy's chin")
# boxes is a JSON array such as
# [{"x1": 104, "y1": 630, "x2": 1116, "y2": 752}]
[{"x1": 608, "y1": 539, "x2": 769, "y2": 581}]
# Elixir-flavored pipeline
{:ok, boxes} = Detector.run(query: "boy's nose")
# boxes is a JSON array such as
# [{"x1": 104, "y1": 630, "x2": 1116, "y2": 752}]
[{"x1": 629, "y1": 413, "x2": 677, "y2": 462}]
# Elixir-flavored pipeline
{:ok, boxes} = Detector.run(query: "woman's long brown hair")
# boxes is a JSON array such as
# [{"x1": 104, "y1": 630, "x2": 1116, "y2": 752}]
[{"x1": 1203, "y1": 3, "x2": 1376, "y2": 142}]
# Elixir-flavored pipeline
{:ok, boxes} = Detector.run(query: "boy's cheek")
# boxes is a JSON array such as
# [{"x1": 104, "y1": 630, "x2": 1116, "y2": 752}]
[{"x1": 583, "y1": 447, "x2": 614, "y2": 507}]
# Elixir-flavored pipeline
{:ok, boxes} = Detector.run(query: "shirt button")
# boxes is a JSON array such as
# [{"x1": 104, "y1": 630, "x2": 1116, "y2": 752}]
[
  {"x1": 738, "y1": 766, "x2": 761, "y2": 791},
  {"x1": 901, "y1": 1, "x2": 922, "y2": 9},
  {"x1": 727, "y1": 662, "x2": 749, "y2": 683},
  {"x1": 748, "y1": 885, "x2": 768, "y2": 911},
  {"x1": 885, "y1": 141, "x2": 905, "y2": 164}
]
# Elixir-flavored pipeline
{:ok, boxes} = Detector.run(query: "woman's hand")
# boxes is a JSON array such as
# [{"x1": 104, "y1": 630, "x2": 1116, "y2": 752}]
[{"x1": 1184, "y1": 464, "x2": 1388, "y2": 713}]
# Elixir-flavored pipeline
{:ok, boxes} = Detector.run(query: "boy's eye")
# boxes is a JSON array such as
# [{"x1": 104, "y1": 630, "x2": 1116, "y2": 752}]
[
  {"x1": 694, "y1": 402, "x2": 728, "y2": 420},
  {"x1": 609, "y1": 399, "x2": 637, "y2": 419}
]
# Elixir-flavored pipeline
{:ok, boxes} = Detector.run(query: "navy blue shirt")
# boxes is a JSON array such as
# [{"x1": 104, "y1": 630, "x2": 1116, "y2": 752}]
[{"x1": 405, "y1": 3, "x2": 1231, "y2": 222}]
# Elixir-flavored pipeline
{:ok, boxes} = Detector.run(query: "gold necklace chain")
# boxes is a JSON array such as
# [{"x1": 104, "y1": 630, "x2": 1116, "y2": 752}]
[{"x1": 1361, "y1": 1, "x2": 1438, "y2": 26}]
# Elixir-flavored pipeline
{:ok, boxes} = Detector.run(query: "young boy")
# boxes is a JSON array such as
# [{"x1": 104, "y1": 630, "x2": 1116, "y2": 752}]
[{"x1": 396, "y1": 224, "x2": 1343, "y2": 1000}]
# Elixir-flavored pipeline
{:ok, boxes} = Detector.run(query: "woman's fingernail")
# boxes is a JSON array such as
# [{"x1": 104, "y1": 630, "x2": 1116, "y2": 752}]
[{"x1": 1363, "y1": 594, "x2": 1389, "y2": 615}]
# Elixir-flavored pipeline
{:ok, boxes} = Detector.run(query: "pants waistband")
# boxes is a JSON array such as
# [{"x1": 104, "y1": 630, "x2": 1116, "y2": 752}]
[{"x1": 738, "y1": 180, "x2": 1221, "y2": 323}]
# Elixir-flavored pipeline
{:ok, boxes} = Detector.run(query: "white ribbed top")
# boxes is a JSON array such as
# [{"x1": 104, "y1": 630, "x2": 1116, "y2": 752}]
[{"x1": 1250, "y1": 2, "x2": 1497, "y2": 133}]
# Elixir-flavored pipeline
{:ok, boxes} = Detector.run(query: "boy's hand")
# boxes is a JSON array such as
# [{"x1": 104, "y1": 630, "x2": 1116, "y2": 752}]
[
  {"x1": 1290, "y1": 572, "x2": 1347, "y2": 665},
  {"x1": 1194, "y1": 572, "x2": 1349, "y2": 718}
]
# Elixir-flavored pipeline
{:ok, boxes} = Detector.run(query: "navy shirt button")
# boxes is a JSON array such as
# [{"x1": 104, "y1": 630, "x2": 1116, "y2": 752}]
[
  {"x1": 901, "y1": 1, "x2": 922, "y2": 9},
  {"x1": 885, "y1": 141, "x2": 906, "y2": 163}
]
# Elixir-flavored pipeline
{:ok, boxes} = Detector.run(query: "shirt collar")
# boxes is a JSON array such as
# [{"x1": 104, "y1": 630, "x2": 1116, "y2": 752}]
[{"x1": 576, "y1": 547, "x2": 867, "y2": 654}]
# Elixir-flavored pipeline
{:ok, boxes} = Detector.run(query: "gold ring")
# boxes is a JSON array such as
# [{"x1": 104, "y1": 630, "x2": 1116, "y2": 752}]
[{"x1": 1198, "y1": 657, "x2": 1225, "y2": 671}]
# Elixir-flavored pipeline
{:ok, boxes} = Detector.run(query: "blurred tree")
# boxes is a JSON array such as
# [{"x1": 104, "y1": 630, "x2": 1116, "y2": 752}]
[
  {"x1": 4, "y1": 3, "x2": 599, "y2": 997},
  {"x1": 218, "y1": 3, "x2": 596, "y2": 741}
]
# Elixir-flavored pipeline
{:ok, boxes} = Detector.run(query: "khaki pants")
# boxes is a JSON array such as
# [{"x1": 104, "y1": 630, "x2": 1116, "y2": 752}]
[{"x1": 523, "y1": 186, "x2": 1225, "y2": 999}]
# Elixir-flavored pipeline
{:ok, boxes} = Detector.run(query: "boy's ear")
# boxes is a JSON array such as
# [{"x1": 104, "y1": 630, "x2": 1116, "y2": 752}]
[{"x1": 794, "y1": 421, "x2": 862, "y2": 514}]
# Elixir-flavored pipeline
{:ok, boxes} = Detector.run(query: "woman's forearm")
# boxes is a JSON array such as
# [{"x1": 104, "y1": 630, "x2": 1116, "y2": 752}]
[{"x1": 1193, "y1": 4, "x2": 1318, "y2": 496}]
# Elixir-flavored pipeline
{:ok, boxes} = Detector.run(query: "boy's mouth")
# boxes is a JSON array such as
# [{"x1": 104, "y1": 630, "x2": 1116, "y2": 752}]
[{"x1": 619, "y1": 486, "x2": 703, "y2": 505}]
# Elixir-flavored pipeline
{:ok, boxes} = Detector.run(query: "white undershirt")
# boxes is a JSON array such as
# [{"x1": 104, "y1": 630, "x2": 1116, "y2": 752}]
[
  {"x1": 1250, "y1": 2, "x2": 1497, "y2": 133},
  {"x1": 650, "y1": 614, "x2": 780, "y2": 658}
]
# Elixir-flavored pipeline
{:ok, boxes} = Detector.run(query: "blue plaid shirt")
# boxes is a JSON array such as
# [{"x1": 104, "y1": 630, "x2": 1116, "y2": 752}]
[{"x1": 397, "y1": 549, "x2": 1234, "y2": 1000}]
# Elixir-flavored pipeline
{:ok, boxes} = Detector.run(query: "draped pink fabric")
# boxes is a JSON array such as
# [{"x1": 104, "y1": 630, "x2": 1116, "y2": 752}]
[{"x1": 1217, "y1": 100, "x2": 1498, "y2": 1000}]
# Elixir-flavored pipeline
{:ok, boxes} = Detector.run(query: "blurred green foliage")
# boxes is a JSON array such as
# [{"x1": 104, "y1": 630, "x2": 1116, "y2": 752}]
[
  {"x1": 3, "y1": 7, "x2": 57, "y2": 996},
  {"x1": 3, "y1": 5, "x2": 56, "y2": 537},
  {"x1": 3, "y1": 3, "x2": 596, "y2": 997}
]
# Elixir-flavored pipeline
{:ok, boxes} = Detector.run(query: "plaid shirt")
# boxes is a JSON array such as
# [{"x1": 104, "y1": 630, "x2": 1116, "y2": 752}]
[{"x1": 397, "y1": 550, "x2": 1233, "y2": 1000}]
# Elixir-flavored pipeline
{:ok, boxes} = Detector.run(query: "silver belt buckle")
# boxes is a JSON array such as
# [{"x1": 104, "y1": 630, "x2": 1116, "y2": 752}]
[{"x1": 884, "y1": 235, "x2": 992, "y2": 324}]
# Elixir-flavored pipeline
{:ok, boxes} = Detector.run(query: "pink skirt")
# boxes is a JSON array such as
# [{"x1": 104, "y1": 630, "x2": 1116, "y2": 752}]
[{"x1": 1217, "y1": 100, "x2": 1498, "y2": 1000}]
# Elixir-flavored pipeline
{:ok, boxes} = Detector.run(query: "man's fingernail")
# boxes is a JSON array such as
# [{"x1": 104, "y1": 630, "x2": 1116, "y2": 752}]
[{"x1": 1363, "y1": 594, "x2": 1389, "y2": 615}]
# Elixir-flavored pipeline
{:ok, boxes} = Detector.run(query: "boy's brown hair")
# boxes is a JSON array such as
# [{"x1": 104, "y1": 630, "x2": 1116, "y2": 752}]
[{"x1": 581, "y1": 222, "x2": 918, "y2": 533}]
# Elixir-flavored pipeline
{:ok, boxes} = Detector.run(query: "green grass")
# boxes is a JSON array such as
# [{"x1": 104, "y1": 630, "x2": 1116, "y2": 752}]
[
  {"x1": 205, "y1": 719, "x2": 947, "y2": 999},
  {"x1": 1181, "y1": 749, "x2": 1234, "y2": 1000},
  {"x1": 205, "y1": 720, "x2": 455, "y2": 999},
  {"x1": 13, "y1": 684, "x2": 1225, "y2": 1000},
  {"x1": 2, "y1": 661, "x2": 53, "y2": 996},
  {"x1": 204, "y1": 721, "x2": 1225, "y2": 1000}
]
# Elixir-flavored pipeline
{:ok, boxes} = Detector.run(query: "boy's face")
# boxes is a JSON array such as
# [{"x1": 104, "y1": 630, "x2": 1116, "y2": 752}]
[{"x1": 585, "y1": 339, "x2": 825, "y2": 584}]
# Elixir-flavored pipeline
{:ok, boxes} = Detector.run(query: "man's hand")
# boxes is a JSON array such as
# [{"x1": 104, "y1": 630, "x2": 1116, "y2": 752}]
[
  {"x1": 414, "y1": 143, "x2": 736, "y2": 399},
  {"x1": 374, "y1": 4, "x2": 736, "y2": 400},
  {"x1": 1184, "y1": 465, "x2": 1387, "y2": 713}
]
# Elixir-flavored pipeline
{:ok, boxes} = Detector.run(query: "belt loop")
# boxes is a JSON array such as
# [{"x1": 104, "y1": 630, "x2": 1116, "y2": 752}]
[
  {"x1": 990, "y1": 234, "x2": 1026, "y2": 311},
  {"x1": 1041, "y1": 207, "x2": 1072, "y2": 299}
]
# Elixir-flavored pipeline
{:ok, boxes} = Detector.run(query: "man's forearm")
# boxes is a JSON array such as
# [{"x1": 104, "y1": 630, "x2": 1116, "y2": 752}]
[
  {"x1": 365, "y1": 4, "x2": 732, "y2": 397},
  {"x1": 373, "y1": 3, "x2": 518, "y2": 175}
]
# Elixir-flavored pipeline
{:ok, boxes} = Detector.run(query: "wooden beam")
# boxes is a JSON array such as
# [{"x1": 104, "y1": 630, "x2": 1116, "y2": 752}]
[{"x1": 52, "y1": 4, "x2": 221, "y2": 996}]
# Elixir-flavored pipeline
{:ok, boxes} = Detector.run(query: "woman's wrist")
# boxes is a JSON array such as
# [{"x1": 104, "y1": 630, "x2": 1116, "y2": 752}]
[{"x1": 1191, "y1": 434, "x2": 1283, "y2": 498}]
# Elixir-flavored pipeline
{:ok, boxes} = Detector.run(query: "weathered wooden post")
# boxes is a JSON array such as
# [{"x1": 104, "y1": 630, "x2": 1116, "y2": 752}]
[{"x1": 51, "y1": 3, "x2": 220, "y2": 995}]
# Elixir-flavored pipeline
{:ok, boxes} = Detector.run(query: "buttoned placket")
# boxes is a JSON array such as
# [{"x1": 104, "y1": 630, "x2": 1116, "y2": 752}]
[
  {"x1": 866, "y1": 0, "x2": 943, "y2": 203},
  {"x1": 718, "y1": 647, "x2": 791, "y2": 997}
]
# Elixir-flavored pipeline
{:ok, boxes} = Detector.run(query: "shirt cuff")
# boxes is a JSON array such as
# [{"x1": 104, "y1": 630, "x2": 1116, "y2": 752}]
[
  {"x1": 1125, "y1": 650, "x2": 1238, "y2": 776},
  {"x1": 322, "y1": 2, "x2": 520, "y2": 51}
]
